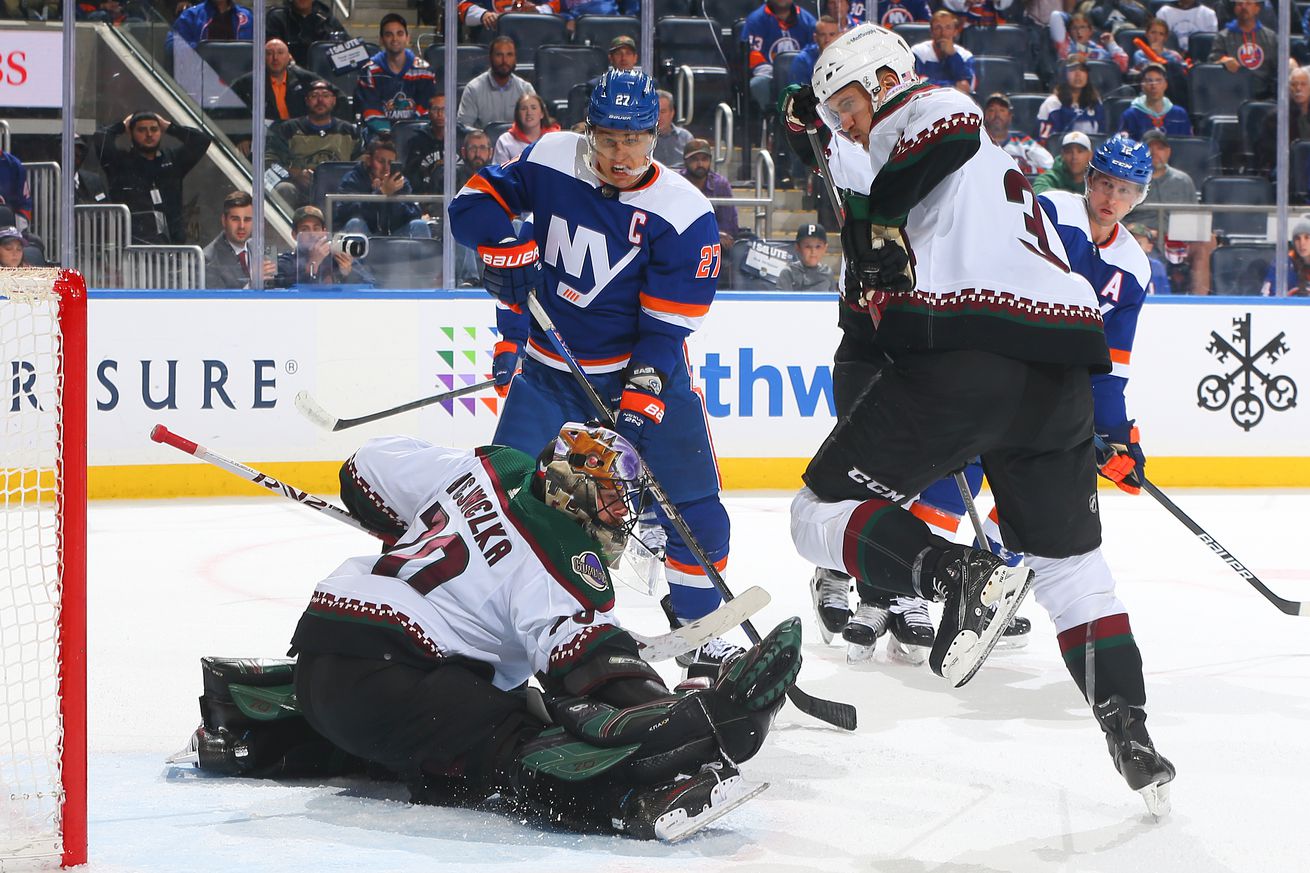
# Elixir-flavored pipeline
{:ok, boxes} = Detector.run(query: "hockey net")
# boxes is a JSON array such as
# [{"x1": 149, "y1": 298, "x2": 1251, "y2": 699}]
[{"x1": 0, "y1": 269, "x2": 86, "y2": 869}]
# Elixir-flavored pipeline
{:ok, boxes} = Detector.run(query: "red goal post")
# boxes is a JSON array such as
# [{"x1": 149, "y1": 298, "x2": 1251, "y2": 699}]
[{"x1": 0, "y1": 268, "x2": 87, "y2": 868}]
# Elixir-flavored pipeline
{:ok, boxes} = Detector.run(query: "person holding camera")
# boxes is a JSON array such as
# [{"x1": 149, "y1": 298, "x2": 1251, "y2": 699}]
[
  {"x1": 333, "y1": 134, "x2": 432, "y2": 239},
  {"x1": 204, "y1": 191, "x2": 277, "y2": 289},
  {"x1": 273, "y1": 205, "x2": 372, "y2": 287}
]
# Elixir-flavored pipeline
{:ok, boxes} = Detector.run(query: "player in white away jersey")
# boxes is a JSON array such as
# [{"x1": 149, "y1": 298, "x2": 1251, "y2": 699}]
[
  {"x1": 281, "y1": 423, "x2": 801, "y2": 841},
  {"x1": 784, "y1": 23, "x2": 1173, "y2": 815}
]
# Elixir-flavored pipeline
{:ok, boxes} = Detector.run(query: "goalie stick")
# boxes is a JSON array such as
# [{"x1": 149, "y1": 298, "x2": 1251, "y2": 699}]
[
  {"x1": 1092, "y1": 435, "x2": 1308, "y2": 616},
  {"x1": 148, "y1": 424, "x2": 771, "y2": 658},
  {"x1": 525, "y1": 293, "x2": 858, "y2": 731},
  {"x1": 295, "y1": 379, "x2": 496, "y2": 431}
]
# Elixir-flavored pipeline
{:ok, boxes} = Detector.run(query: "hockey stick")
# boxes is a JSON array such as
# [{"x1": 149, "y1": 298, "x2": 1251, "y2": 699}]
[
  {"x1": 148, "y1": 424, "x2": 771, "y2": 657},
  {"x1": 294, "y1": 379, "x2": 496, "y2": 432},
  {"x1": 1092, "y1": 435, "x2": 1308, "y2": 616},
  {"x1": 806, "y1": 125, "x2": 846, "y2": 222},
  {"x1": 953, "y1": 470, "x2": 991, "y2": 555},
  {"x1": 525, "y1": 292, "x2": 858, "y2": 730}
]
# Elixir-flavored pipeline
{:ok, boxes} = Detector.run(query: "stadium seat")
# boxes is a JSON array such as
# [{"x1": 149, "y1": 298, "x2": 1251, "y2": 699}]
[
  {"x1": 423, "y1": 44, "x2": 488, "y2": 89},
  {"x1": 1005, "y1": 93, "x2": 1048, "y2": 138},
  {"x1": 363, "y1": 237, "x2": 443, "y2": 289},
  {"x1": 973, "y1": 57, "x2": 1023, "y2": 100},
  {"x1": 1292, "y1": 141, "x2": 1310, "y2": 203},
  {"x1": 1084, "y1": 60, "x2": 1122, "y2": 98},
  {"x1": 1202, "y1": 176, "x2": 1273, "y2": 239},
  {"x1": 1105, "y1": 96, "x2": 1133, "y2": 133},
  {"x1": 961, "y1": 25, "x2": 1029, "y2": 60},
  {"x1": 657, "y1": 16, "x2": 731, "y2": 69},
  {"x1": 892, "y1": 23, "x2": 930, "y2": 48},
  {"x1": 1164, "y1": 136, "x2": 1212, "y2": 189},
  {"x1": 533, "y1": 45, "x2": 607, "y2": 117},
  {"x1": 1186, "y1": 31, "x2": 1216, "y2": 64},
  {"x1": 390, "y1": 120, "x2": 429, "y2": 164},
  {"x1": 573, "y1": 15, "x2": 639, "y2": 49},
  {"x1": 772, "y1": 50, "x2": 804, "y2": 105},
  {"x1": 311, "y1": 161, "x2": 357, "y2": 212},
  {"x1": 195, "y1": 40, "x2": 253, "y2": 85},
  {"x1": 484, "y1": 121, "x2": 512, "y2": 147},
  {"x1": 1210, "y1": 243, "x2": 1275, "y2": 295},
  {"x1": 1113, "y1": 28, "x2": 1145, "y2": 59},
  {"x1": 1189, "y1": 63, "x2": 1252, "y2": 118},
  {"x1": 1238, "y1": 101, "x2": 1276, "y2": 157},
  {"x1": 691, "y1": 0, "x2": 762, "y2": 23},
  {"x1": 497, "y1": 13, "x2": 568, "y2": 68}
]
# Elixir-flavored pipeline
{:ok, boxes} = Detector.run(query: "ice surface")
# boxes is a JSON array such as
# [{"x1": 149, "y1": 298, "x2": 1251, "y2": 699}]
[{"x1": 80, "y1": 490, "x2": 1309, "y2": 872}]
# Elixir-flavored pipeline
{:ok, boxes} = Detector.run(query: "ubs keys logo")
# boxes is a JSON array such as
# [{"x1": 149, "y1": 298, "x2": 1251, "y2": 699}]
[{"x1": 1197, "y1": 314, "x2": 1296, "y2": 431}]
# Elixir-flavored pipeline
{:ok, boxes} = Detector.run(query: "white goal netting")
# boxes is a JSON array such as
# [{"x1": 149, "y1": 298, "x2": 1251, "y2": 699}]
[{"x1": 0, "y1": 268, "x2": 79, "y2": 868}]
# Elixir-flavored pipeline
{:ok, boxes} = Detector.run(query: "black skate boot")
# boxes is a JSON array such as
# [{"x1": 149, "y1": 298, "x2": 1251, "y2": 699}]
[
  {"x1": 927, "y1": 546, "x2": 1033, "y2": 687},
  {"x1": 1093, "y1": 695, "x2": 1176, "y2": 817},
  {"x1": 810, "y1": 567, "x2": 853, "y2": 644},
  {"x1": 842, "y1": 600, "x2": 889, "y2": 664},
  {"x1": 886, "y1": 596, "x2": 934, "y2": 665},
  {"x1": 661, "y1": 594, "x2": 747, "y2": 680},
  {"x1": 618, "y1": 758, "x2": 768, "y2": 843},
  {"x1": 1000, "y1": 613, "x2": 1032, "y2": 647}
]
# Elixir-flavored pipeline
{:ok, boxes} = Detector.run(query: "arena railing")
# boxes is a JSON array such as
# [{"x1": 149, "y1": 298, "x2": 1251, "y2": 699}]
[
  {"x1": 124, "y1": 245, "x2": 206, "y2": 290},
  {"x1": 26, "y1": 162, "x2": 60, "y2": 254},
  {"x1": 713, "y1": 102, "x2": 734, "y2": 181}
]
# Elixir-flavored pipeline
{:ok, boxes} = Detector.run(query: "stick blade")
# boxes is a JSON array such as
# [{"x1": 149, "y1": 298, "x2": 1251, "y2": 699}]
[
  {"x1": 786, "y1": 685, "x2": 858, "y2": 731},
  {"x1": 294, "y1": 390, "x2": 340, "y2": 432}
]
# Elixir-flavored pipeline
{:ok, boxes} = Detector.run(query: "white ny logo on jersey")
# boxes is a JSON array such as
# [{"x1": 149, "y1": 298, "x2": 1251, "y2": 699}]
[{"x1": 543, "y1": 215, "x2": 640, "y2": 307}]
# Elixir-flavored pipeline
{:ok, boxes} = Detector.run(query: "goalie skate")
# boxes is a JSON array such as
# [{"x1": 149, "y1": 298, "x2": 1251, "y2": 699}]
[
  {"x1": 929, "y1": 548, "x2": 1033, "y2": 687},
  {"x1": 618, "y1": 760, "x2": 768, "y2": 843}
]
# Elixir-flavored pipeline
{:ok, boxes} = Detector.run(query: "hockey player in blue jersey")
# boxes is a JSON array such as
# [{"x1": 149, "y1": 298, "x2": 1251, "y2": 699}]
[{"x1": 447, "y1": 69, "x2": 738, "y2": 674}]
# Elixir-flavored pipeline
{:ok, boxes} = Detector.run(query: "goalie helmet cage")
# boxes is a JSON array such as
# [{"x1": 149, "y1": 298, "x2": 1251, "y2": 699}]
[{"x1": 0, "y1": 268, "x2": 87, "y2": 869}]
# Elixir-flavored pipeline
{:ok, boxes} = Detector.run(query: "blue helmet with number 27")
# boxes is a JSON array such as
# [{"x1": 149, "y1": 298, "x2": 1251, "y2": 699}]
[
  {"x1": 588, "y1": 69, "x2": 660, "y2": 132},
  {"x1": 1090, "y1": 135, "x2": 1152, "y2": 204}
]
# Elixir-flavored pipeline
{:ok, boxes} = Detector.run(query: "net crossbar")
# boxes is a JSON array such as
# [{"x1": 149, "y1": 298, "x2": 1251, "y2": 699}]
[{"x1": 0, "y1": 268, "x2": 86, "y2": 869}]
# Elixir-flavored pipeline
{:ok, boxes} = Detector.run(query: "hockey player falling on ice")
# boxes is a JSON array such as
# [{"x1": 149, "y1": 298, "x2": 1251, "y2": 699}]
[
  {"x1": 447, "y1": 69, "x2": 738, "y2": 676},
  {"x1": 285, "y1": 424, "x2": 801, "y2": 841},
  {"x1": 784, "y1": 24, "x2": 1175, "y2": 814}
]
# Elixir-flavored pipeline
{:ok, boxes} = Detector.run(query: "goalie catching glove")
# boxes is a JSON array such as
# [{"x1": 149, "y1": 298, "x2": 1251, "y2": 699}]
[
  {"x1": 613, "y1": 364, "x2": 667, "y2": 451},
  {"x1": 478, "y1": 236, "x2": 544, "y2": 306},
  {"x1": 1095, "y1": 422, "x2": 1146, "y2": 495},
  {"x1": 841, "y1": 219, "x2": 916, "y2": 320}
]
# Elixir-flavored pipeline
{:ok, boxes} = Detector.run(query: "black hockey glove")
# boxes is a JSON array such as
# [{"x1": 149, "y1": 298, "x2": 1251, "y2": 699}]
[
  {"x1": 613, "y1": 364, "x2": 666, "y2": 451},
  {"x1": 1095, "y1": 423, "x2": 1146, "y2": 495},
  {"x1": 841, "y1": 219, "x2": 916, "y2": 310},
  {"x1": 778, "y1": 83, "x2": 822, "y2": 133},
  {"x1": 477, "y1": 236, "x2": 544, "y2": 307}
]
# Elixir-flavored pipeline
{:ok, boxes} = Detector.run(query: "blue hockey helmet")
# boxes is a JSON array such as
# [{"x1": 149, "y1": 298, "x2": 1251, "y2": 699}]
[
  {"x1": 1089, "y1": 135, "x2": 1152, "y2": 203},
  {"x1": 587, "y1": 69, "x2": 660, "y2": 132}
]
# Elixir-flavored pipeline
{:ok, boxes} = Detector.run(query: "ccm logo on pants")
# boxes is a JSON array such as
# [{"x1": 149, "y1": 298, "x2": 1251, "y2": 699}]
[{"x1": 847, "y1": 467, "x2": 906, "y2": 503}]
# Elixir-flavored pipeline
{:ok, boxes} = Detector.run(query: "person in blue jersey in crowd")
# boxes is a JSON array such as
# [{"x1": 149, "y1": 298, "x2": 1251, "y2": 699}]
[{"x1": 448, "y1": 69, "x2": 739, "y2": 676}]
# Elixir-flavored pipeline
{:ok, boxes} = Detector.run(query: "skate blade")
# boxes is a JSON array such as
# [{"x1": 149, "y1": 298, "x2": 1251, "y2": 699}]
[
  {"x1": 1139, "y1": 780, "x2": 1172, "y2": 818},
  {"x1": 657, "y1": 778, "x2": 770, "y2": 843},
  {"x1": 887, "y1": 638, "x2": 928, "y2": 665},
  {"x1": 942, "y1": 567, "x2": 1034, "y2": 688},
  {"x1": 846, "y1": 642, "x2": 877, "y2": 664},
  {"x1": 993, "y1": 634, "x2": 1030, "y2": 651}
]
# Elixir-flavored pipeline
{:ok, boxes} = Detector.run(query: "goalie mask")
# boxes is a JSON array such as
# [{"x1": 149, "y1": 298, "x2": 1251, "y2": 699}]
[{"x1": 534, "y1": 422, "x2": 645, "y2": 565}]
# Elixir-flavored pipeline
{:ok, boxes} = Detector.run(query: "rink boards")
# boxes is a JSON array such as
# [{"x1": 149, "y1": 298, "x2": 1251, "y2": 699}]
[{"x1": 71, "y1": 290, "x2": 1310, "y2": 497}]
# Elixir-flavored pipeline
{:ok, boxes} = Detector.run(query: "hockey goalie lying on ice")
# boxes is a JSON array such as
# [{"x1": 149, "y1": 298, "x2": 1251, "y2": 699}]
[{"x1": 167, "y1": 423, "x2": 801, "y2": 843}]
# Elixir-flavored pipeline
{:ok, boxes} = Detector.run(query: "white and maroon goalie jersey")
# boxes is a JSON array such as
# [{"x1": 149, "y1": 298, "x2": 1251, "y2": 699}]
[
  {"x1": 854, "y1": 82, "x2": 1108, "y2": 372},
  {"x1": 447, "y1": 130, "x2": 721, "y2": 380},
  {"x1": 290, "y1": 436, "x2": 627, "y2": 691}
]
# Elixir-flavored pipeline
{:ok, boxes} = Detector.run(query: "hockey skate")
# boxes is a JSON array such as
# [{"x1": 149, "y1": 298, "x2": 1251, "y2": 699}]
[
  {"x1": 928, "y1": 546, "x2": 1033, "y2": 687},
  {"x1": 810, "y1": 567, "x2": 853, "y2": 644},
  {"x1": 1093, "y1": 695, "x2": 1176, "y2": 818},
  {"x1": 885, "y1": 596, "x2": 934, "y2": 665},
  {"x1": 842, "y1": 600, "x2": 889, "y2": 665},
  {"x1": 661, "y1": 595, "x2": 747, "y2": 680},
  {"x1": 618, "y1": 759, "x2": 768, "y2": 843}
]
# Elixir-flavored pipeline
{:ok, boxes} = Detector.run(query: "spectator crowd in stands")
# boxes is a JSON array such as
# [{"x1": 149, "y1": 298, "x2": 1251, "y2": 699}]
[{"x1": 3, "y1": 0, "x2": 1308, "y2": 295}]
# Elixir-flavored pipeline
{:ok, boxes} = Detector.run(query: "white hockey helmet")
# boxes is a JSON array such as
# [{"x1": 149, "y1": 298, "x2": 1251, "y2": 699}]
[{"x1": 811, "y1": 23, "x2": 917, "y2": 110}]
